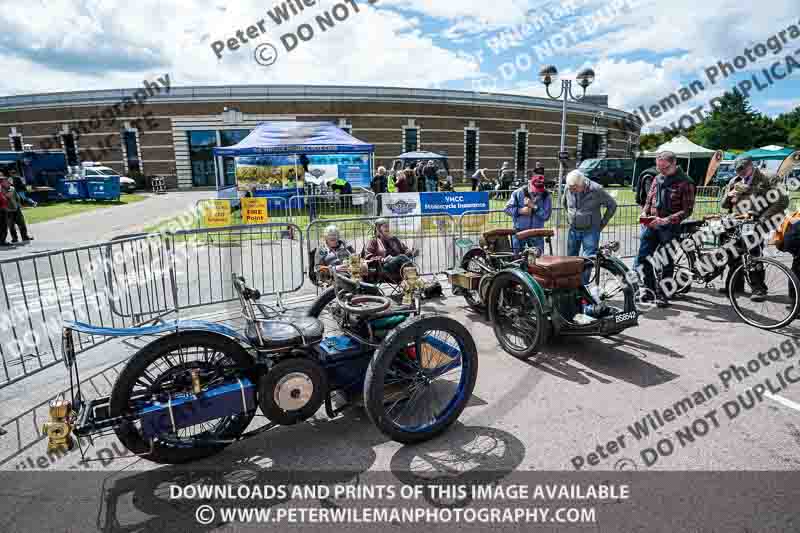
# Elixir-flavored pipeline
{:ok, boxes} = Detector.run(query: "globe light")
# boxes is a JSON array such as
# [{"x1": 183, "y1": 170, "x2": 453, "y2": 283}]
[
  {"x1": 576, "y1": 68, "x2": 596, "y2": 89},
  {"x1": 539, "y1": 65, "x2": 559, "y2": 86}
]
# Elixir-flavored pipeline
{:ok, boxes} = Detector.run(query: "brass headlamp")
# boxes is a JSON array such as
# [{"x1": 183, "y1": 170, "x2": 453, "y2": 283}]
[
  {"x1": 401, "y1": 265, "x2": 426, "y2": 305},
  {"x1": 42, "y1": 399, "x2": 75, "y2": 453}
]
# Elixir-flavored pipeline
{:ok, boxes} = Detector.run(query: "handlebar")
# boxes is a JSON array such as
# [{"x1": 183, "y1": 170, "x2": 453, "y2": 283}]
[{"x1": 233, "y1": 274, "x2": 261, "y2": 301}]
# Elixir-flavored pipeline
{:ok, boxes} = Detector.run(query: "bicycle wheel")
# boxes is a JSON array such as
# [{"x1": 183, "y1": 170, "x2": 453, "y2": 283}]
[
  {"x1": 668, "y1": 248, "x2": 695, "y2": 296},
  {"x1": 486, "y1": 271, "x2": 545, "y2": 358},
  {"x1": 587, "y1": 256, "x2": 636, "y2": 310},
  {"x1": 459, "y1": 248, "x2": 489, "y2": 311},
  {"x1": 364, "y1": 314, "x2": 478, "y2": 444},
  {"x1": 728, "y1": 257, "x2": 800, "y2": 330}
]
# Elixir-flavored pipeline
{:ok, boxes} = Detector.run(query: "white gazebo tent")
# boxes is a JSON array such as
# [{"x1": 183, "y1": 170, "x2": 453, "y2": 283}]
[{"x1": 635, "y1": 135, "x2": 716, "y2": 182}]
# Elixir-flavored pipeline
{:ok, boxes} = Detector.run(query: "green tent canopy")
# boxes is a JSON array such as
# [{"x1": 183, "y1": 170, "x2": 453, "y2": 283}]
[{"x1": 740, "y1": 146, "x2": 795, "y2": 161}]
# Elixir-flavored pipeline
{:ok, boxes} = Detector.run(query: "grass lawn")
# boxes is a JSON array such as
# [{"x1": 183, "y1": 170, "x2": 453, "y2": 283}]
[{"x1": 25, "y1": 194, "x2": 148, "y2": 225}]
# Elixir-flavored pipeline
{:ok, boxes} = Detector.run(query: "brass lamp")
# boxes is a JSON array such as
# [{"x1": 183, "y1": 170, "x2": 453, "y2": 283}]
[
  {"x1": 42, "y1": 399, "x2": 75, "y2": 453},
  {"x1": 401, "y1": 265, "x2": 426, "y2": 305}
]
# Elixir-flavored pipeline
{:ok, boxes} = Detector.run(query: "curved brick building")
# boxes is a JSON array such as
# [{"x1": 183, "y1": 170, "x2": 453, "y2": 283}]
[{"x1": 0, "y1": 85, "x2": 641, "y2": 189}]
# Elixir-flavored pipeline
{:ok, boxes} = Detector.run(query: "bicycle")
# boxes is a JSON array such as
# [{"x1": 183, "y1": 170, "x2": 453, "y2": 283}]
[{"x1": 665, "y1": 213, "x2": 800, "y2": 330}]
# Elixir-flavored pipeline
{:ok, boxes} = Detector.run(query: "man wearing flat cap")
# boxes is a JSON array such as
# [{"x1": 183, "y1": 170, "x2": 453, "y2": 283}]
[{"x1": 720, "y1": 154, "x2": 789, "y2": 301}]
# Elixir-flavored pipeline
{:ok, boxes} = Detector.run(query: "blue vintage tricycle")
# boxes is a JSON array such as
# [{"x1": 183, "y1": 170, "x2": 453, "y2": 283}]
[{"x1": 50, "y1": 264, "x2": 478, "y2": 464}]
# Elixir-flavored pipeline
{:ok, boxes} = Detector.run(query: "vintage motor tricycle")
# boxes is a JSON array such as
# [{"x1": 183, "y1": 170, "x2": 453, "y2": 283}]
[
  {"x1": 49, "y1": 260, "x2": 478, "y2": 465},
  {"x1": 447, "y1": 227, "x2": 640, "y2": 358}
]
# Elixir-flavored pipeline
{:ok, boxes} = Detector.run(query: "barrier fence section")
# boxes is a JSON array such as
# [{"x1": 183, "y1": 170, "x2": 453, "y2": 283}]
[
  {"x1": 0, "y1": 243, "x2": 148, "y2": 389},
  {"x1": 168, "y1": 223, "x2": 305, "y2": 312},
  {"x1": 288, "y1": 192, "x2": 376, "y2": 226},
  {"x1": 306, "y1": 213, "x2": 457, "y2": 280}
]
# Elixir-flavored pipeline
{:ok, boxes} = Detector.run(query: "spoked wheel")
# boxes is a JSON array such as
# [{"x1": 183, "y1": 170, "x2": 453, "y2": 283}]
[
  {"x1": 486, "y1": 272, "x2": 545, "y2": 359},
  {"x1": 460, "y1": 248, "x2": 490, "y2": 311},
  {"x1": 728, "y1": 257, "x2": 800, "y2": 330},
  {"x1": 109, "y1": 332, "x2": 256, "y2": 464},
  {"x1": 364, "y1": 315, "x2": 478, "y2": 444},
  {"x1": 587, "y1": 257, "x2": 636, "y2": 310},
  {"x1": 668, "y1": 248, "x2": 695, "y2": 296}
]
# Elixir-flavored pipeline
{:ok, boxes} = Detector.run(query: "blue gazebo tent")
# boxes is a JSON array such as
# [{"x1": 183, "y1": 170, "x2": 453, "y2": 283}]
[
  {"x1": 212, "y1": 121, "x2": 375, "y2": 207},
  {"x1": 213, "y1": 121, "x2": 374, "y2": 157}
]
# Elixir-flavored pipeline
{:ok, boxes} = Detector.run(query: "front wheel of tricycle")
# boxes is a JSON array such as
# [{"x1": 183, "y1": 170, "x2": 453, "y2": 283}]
[
  {"x1": 486, "y1": 271, "x2": 545, "y2": 359},
  {"x1": 363, "y1": 314, "x2": 478, "y2": 445}
]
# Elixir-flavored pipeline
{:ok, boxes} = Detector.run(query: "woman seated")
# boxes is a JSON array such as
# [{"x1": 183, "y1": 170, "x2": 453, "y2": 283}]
[
  {"x1": 315, "y1": 225, "x2": 355, "y2": 269},
  {"x1": 364, "y1": 218, "x2": 419, "y2": 277}
]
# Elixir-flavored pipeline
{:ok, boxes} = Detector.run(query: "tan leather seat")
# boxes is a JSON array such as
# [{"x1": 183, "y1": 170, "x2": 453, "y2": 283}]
[
  {"x1": 528, "y1": 256, "x2": 585, "y2": 289},
  {"x1": 515, "y1": 228, "x2": 554, "y2": 240}
]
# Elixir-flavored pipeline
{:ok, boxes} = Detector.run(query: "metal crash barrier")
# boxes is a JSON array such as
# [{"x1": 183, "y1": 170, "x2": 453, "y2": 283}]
[{"x1": 0, "y1": 243, "x2": 153, "y2": 389}]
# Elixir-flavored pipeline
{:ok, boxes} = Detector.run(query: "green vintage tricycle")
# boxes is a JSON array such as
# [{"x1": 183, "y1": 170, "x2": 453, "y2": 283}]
[{"x1": 447, "y1": 228, "x2": 640, "y2": 358}]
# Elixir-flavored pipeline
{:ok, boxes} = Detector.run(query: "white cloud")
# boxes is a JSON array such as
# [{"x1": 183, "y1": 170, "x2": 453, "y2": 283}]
[
  {"x1": 378, "y1": 0, "x2": 531, "y2": 25},
  {"x1": 0, "y1": 0, "x2": 479, "y2": 96}
]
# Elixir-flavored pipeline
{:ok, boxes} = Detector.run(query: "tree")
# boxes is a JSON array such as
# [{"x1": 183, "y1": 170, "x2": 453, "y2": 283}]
[
  {"x1": 639, "y1": 132, "x2": 666, "y2": 152},
  {"x1": 776, "y1": 106, "x2": 800, "y2": 134},
  {"x1": 751, "y1": 113, "x2": 789, "y2": 147},
  {"x1": 688, "y1": 90, "x2": 760, "y2": 150},
  {"x1": 789, "y1": 126, "x2": 800, "y2": 149}
]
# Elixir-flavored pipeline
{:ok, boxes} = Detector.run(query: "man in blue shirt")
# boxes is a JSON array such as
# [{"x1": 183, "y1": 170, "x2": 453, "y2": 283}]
[{"x1": 504, "y1": 175, "x2": 552, "y2": 253}]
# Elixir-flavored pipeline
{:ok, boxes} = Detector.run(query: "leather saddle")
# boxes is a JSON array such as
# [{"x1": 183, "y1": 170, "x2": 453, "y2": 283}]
[
  {"x1": 527, "y1": 256, "x2": 585, "y2": 289},
  {"x1": 245, "y1": 309, "x2": 324, "y2": 349},
  {"x1": 515, "y1": 228, "x2": 555, "y2": 240}
]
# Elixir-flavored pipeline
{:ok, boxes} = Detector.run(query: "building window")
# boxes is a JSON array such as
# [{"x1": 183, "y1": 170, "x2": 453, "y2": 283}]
[
  {"x1": 580, "y1": 133, "x2": 601, "y2": 160},
  {"x1": 464, "y1": 129, "x2": 478, "y2": 174},
  {"x1": 515, "y1": 131, "x2": 528, "y2": 174},
  {"x1": 61, "y1": 133, "x2": 79, "y2": 166},
  {"x1": 338, "y1": 119, "x2": 352, "y2": 135},
  {"x1": 188, "y1": 130, "x2": 218, "y2": 187},
  {"x1": 403, "y1": 128, "x2": 418, "y2": 153},
  {"x1": 220, "y1": 129, "x2": 251, "y2": 187},
  {"x1": 11, "y1": 136, "x2": 23, "y2": 152},
  {"x1": 123, "y1": 131, "x2": 141, "y2": 174}
]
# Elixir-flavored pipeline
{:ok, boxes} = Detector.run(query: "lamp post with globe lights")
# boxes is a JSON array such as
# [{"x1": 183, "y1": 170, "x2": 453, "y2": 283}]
[{"x1": 539, "y1": 65, "x2": 595, "y2": 253}]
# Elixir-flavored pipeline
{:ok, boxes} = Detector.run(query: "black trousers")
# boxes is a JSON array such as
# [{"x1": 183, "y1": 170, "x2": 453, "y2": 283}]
[
  {"x1": 0, "y1": 208, "x2": 7, "y2": 243},
  {"x1": 7, "y1": 209, "x2": 29, "y2": 241}
]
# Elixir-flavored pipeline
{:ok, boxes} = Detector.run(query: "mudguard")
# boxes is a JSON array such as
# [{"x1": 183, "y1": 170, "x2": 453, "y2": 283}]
[
  {"x1": 64, "y1": 319, "x2": 253, "y2": 347},
  {"x1": 596, "y1": 255, "x2": 638, "y2": 313},
  {"x1": 486, "y1": 267, "x2": 546, "y2": 323}
]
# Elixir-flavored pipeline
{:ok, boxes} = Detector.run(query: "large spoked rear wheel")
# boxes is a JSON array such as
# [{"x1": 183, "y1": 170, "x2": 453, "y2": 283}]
[
  {"x1": 460, "y1": 248, "x2": 489, "y2": 312},
  {"x1": 728, "y1": 257, "x2": 800, "y2": 330},
  {"x1": 487, "y1": 272, "x2": 545, "y2": 359},
  {"x1": 109, "y1": 332, "x2": 256, "y2": 464},
  {"x1": 364, "y1": 315, "x2": 478, "y2": 444},
  {"x1": 593, "y1": 256, "x2": 639, "y2": 312}
]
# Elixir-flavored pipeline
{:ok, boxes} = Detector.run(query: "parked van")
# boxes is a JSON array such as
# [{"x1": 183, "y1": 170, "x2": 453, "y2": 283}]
[{"x1": 576, "y1": 158, "x2": 634, "y2": 187}]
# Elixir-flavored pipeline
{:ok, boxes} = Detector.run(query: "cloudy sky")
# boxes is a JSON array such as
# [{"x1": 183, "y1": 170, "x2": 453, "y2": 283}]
[{"x1": 0, "y1": 0, "x2": 797, "y2": 132}]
